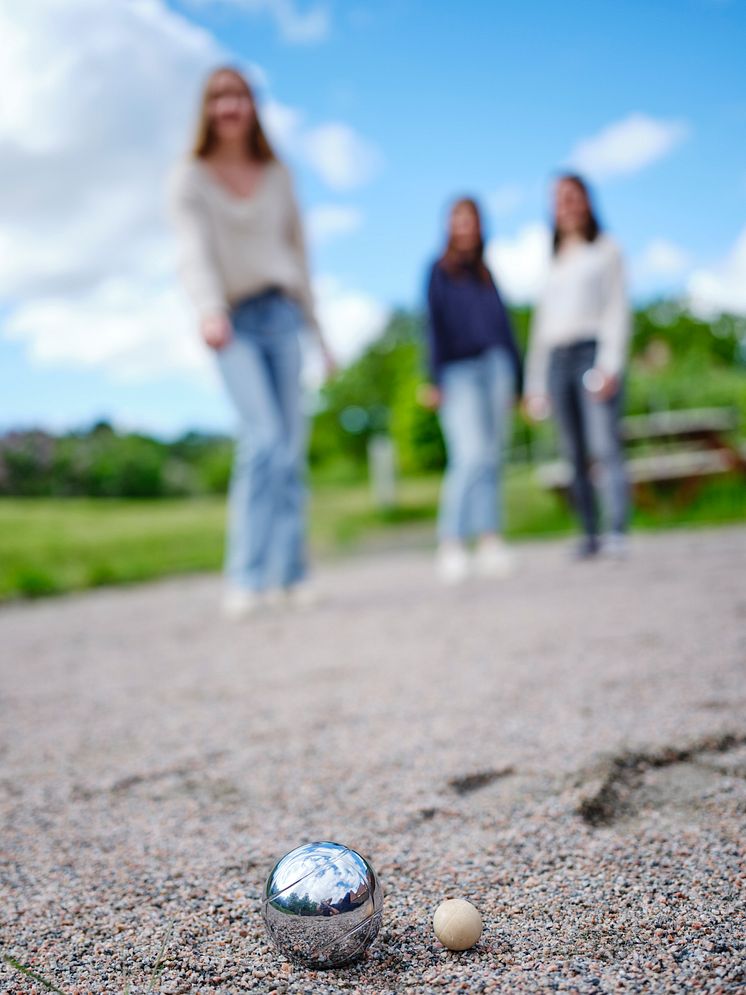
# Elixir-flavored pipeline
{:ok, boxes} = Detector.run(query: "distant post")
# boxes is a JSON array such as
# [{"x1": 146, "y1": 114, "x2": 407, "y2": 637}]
[{"x1": 368, "y1": 435, "x2": 397, "y2": 510}]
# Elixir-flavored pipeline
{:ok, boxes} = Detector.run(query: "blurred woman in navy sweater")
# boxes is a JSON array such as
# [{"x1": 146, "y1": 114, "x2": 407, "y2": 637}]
[{"x1": 423, "y1": 197, "x2": 522, "y2": 584}]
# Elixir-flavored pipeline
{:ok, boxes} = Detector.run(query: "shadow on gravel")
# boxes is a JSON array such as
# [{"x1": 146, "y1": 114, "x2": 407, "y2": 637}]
[
  {"x1": 576, "y1": 731, "x2": 746, "y2": 826},
  {"x1": 448, "y1": 767, "x2": 515, "y2": 796}
]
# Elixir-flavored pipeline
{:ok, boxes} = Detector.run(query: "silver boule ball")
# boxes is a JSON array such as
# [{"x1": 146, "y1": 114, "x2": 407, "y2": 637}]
[{"x1": 262, "y1": 841, "x2": 384, "y2": 969}]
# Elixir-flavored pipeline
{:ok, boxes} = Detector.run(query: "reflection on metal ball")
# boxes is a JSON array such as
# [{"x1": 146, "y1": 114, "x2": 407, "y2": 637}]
[{"x1": 262, "y1": 841, "x2": 384, "y2": 969}]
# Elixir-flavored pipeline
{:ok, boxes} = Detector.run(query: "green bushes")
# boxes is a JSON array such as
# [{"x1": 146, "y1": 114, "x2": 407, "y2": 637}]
[
  {"x1": 0, "y1": 422, "x2": 232, "y2": 499},
  {"x1": 309, "y1": 309, "x2": 445, "y2": 477},
  {"x1": 312, "y1": 301, "x2": 745, "y2": 479},
  {"x1": 627, "y1": 307, "x2": 746, "y2": 424},
  {"x1": 1, "y1": 302, "x2": 744, "y2": 498}
]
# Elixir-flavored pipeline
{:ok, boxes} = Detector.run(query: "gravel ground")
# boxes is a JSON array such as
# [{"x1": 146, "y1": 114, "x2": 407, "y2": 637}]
[{"x1": 1, "y1": 527, "x2": 745, "y2": 994}]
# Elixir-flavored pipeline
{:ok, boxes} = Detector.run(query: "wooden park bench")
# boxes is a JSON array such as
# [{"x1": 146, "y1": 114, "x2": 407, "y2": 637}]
[{"x1": 536, "y1": 407, "x2": 746, "y2": 507}]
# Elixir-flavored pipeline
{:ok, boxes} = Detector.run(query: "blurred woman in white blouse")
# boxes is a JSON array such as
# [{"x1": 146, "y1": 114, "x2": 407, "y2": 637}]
[{"x1": 525, "y1": 174, "x2": 630, "y2": 558}]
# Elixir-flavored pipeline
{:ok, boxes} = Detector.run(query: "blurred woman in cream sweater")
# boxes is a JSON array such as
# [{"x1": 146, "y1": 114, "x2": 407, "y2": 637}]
[{"x1": 170, "y1": 67, "x2": 334, "y2": 617}]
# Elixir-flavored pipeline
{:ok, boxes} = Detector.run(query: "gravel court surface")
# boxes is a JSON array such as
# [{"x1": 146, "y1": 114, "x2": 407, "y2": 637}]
[{"x1": 1, "y1": 527, "x2": 745, "y2": 994}]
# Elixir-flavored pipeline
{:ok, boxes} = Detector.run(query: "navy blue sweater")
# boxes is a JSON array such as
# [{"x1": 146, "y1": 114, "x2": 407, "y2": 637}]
[{"x1": 425, "y1": 260, "x2": 523, "y2": 392}]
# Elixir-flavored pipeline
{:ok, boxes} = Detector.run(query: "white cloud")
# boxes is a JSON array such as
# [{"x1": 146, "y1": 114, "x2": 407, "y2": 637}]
[
  {"x1": 568, "y1": 113, "x2": 689, "y2": 181},
  {"x1": 0, "y1": 0, "x2": 382, "y2": 397},
  {"x1": 0, "y1": 0, "x2": 219, "y2": 305},
  {"x1": 307, "y1": 204, "x2": 363, "y2": 245},
  {"x1": 262, "y1": 100, "x2": 382, "y2": 192},
  {"x1": 636, "y1": 238, "x2": 692, "y2": 281},
  {"x1": 301, "y1": 123, "x2": 382, "y2": 191},
  {"x1": 485, "y1": 223, "x2": 551, "y2": 303},
  {"x1": 631, "y1": 237, "x2": 694, "y2": 298},
  {"x1": 313, "y1": 275, "x2": 388, "y2": 367},
  {"x1": 0, "y1": 0, "x2": 220, "y2": 384},
  {"x1": 192, "y1": 0, "x2": 330, "y2": 44},
  {"x1": 5, "y1": 282, "x2": 212, "y2": 383},
  {"x1": 687, "y1": 226, "x2": 746, "y2": 316},
  {"x1": 487, "y1": 183, "x2": 526, "y2": 219},
  {"x1": 263, "y1": 97, "x2": 305, "y2": 148},
  {"x1": 269, "y1": 0, "x2": 329, "y2": 43},
  {"x1": 5, "y1": 268, "x2": 388, "y2": 387}
]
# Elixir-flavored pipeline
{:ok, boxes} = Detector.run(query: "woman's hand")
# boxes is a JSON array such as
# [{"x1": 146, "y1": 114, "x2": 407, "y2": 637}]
[
  {"x1": 417, "y1": 383, "x2": 442, "y2": 410},
  {"x1": 320, "y1": 341, "x2": 338, "y2": 381},
  {"x1": 200, "y1": 313, "x2": 232, "y2": 350},
  {"x1": 595, "y1": 370, "x2": 619, "y2": 401},
  {"x1": 583, "y1": 367, "x2": 618, "y2": 401},
  {"x1": 522, "y1": 395, "x2": 550, "y2": 421}
]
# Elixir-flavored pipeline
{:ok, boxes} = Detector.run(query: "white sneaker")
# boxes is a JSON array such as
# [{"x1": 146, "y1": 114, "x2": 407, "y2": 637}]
[
  {"x1": 221, "y1": 588, "x2": 263, "y2": 620},
  {"x1": 603, "y1": 533, "x2": 629, "y2": 560},
  {"x1": 474, "y1": 536, "x2": 515, "y2": 579},
  {"x1": 263, "y1": 587, "x2": 287, "y2": 609},
  {"x1": 264, "y1": 582, "x2": 321, "y2": 610},
  {"x1": 285, "y1": 582, "x2": 321, "y2": 609},
  {"x1": 436, "y1": 543, "x2": 470, "y2": 585}
]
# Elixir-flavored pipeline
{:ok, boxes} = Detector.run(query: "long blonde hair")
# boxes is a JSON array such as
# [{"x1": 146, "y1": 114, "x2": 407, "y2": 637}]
[{"x1": 192, "y1": 66, "x2": 276, "y2": 162}]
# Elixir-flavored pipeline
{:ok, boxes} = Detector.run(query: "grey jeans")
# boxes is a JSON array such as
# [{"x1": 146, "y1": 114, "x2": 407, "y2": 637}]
[{"x1": 547, "y1": 340, "x2": 629, "y2": 537}]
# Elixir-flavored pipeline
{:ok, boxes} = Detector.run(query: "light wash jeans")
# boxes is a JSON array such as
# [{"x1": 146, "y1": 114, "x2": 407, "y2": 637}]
[
  {"x1": 437, "y1": 347, "x2": 514, "y2": 541},
  {"x1": 547, "y1": 339, "x2": 629, "y2": 538},
  {"x1": 216, "y1": 290, "x2": 306, "y2": 592}
]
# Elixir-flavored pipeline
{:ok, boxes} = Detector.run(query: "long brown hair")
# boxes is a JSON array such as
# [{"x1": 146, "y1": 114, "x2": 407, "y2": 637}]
[
  {"x1": 438, "y1": 197, "x2": 492, "y2": 283},
  {"x1": 552, "y1": 173, "x2": 601, "y2": 255},
  {"x1": 192, "y1": 66, "x2": 276, "y2": 162}
]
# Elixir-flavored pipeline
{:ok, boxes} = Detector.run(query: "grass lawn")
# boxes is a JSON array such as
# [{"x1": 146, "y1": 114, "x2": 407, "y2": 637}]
[{"x1": 0, "y1": 467, "x2": 744, "y2": 600}]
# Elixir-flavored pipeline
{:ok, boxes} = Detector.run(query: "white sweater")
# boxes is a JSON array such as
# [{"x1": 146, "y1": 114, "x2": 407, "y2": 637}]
[
  {"x1": 525, "y1": 235, "x2": 630, "y2": 396},
  {"x1": 168, "y1": 157, "x2": 318, "y2": 329}
]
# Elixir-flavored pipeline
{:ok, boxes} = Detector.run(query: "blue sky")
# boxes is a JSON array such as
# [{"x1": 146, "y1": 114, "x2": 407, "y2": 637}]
[
  {"x1": 180, "y1": 0, "x2": 745, "y2": 291},
  {"x1": 1, "y1": 0, "x2": 744, "y2": 436}
]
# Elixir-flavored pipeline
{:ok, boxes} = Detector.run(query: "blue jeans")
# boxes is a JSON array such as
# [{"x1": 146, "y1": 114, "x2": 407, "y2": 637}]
[
  {"x1": 437, "y1": 347, "x2": 514, "y2": 541},
  {"x1": 216, "y1": 290, "x2": 306, "y2": 591},
  {"x1": 547, "y1": 339, "x2": 629, "y2": 538}
]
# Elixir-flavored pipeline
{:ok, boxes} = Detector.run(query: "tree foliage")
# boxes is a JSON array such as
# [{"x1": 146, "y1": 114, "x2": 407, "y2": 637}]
[{"x1": 1, "y1": 303, "x2": 743, "y2": 496}]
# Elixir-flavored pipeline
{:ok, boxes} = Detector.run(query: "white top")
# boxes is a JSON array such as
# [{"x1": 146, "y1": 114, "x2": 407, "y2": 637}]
[
  {"x1": 168, "y1": 157, "x2": 318, "y2": 329},
  {"x1": 525, "y1": 234, "x2": 630, "y2": 396}
]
